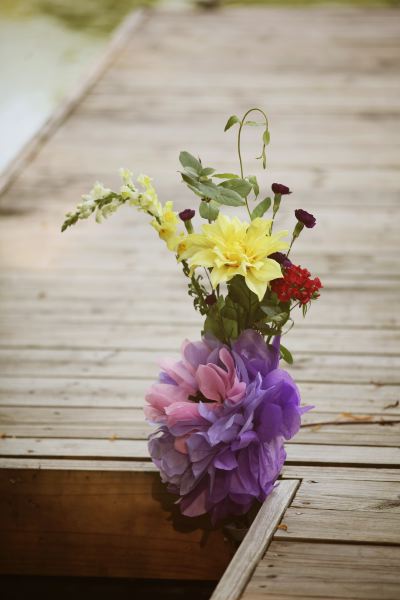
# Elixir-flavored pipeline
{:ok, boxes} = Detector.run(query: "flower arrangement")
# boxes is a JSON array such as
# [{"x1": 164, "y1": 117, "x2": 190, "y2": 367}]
[{"x1": 62, "y1": 108, "x2": 322, "y2": 523}]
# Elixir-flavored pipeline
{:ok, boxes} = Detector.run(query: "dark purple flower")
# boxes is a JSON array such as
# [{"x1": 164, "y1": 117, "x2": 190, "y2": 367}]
[
  {"x1": 146, "y1": 330, "x2": 311, "y2": 523},
  {"x1": 179, "y1": 209, "x2": 195, "y2": 222},
  {"x1": 272, "y1": 183, "x2": 291, "y2": 195},
  {"x1": 295, "y1": 209, "x2": 316, "y2": 228},
  {"x1": 269, "y1": 252, "x2": 292, "y2": 268},
  {"x1": 205, "y1": 293, "x2": 217, "y2": 306}
]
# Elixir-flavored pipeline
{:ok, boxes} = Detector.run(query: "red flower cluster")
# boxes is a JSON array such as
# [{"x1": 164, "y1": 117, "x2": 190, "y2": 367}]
[{"x1": 271, "y1": 264, "x2": 322, "y2": 305}]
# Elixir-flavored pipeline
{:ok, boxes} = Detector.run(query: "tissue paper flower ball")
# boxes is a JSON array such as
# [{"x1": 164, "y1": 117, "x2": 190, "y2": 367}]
[{"x1": 146, "y1": 329, "x2": 308, "y2": 523}]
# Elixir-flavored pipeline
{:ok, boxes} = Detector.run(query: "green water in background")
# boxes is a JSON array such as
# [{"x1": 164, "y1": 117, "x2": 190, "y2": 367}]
[
  {"x1": 0, "y1": 0, "x2": 152, "y2": 174},
  {"x1": 0, "y1": 0, "x2": 153, "y2": 34},
  {"x1": 0, "y1": 0, "x2": 398, "y2": 174}
]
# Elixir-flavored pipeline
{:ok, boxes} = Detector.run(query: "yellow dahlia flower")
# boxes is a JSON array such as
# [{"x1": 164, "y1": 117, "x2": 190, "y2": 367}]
[
  {"x1": 179, "y1": 213, "x2": 288, "y2": 301},
  {"x1": 152, "y1": 201, "x2": 183, "y2": 252}
]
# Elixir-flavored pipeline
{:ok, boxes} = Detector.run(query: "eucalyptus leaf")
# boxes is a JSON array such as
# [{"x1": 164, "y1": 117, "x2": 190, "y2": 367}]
[
  {"x1": 179, "y1": 151, "x2": 202, "y2": 174},
  {"x1": 183, "y1": 166, "x2": 201, "y2": 178},
  {"x1": 196, "y1": 180, "x2": 223, "y2": 200},
  {"x1": 186, "y1": 183, "x2": 206, "y2": 199},
  {"x1": 199, "y1": 200, "x2": 219, "y2": 221},
  {"x1": 224, "y1": 115, "x2": 240, "y2": 131},
  {"x1": 213, "y1": 173, "x2": 239, "y2": 179},
  {"x1": 201, "y1": 167, "x2": 215, "y2": 177},
  {"x1": 214, "y1": 187, "x2": 245, "y2": 207},
  {"x1": 280, "y1": 344, "x2": 294, "y2": 365},
  {"x1": 181, "y1": 172, "x2": 198, "y2": 186},
  {"x1": 251, "y1": 197, "x2": 271, "y2": 220},
  {"x1": 219, "y1": 178, "x2": 252, "y2": 198}
]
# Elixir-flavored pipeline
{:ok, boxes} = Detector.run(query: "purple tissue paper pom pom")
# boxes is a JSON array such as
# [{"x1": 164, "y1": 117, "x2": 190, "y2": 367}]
[{"x1": 146, "y1": 330, "x2": 310, "y2": 523}]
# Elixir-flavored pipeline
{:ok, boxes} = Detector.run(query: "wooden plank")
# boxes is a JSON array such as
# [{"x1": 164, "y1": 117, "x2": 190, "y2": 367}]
[
  {"x1": 1, "y1": 319, "x2": 400, "y2": 355},
  {"x1": 276, "y1": 507, "x2": 400, "y2": 545},
  {"x1": 289, "y1": 478, "x2": 400, "y2": 514},
  {"x1": 0, "y1": 408, "x2": 399, "y2": 446},
  {"x1": 281, "y1": 465, "x2": 400, "y2": 483},
  {"x1": 0, "y1": 377, "x2": 152, "y2": 408},
  {"x1": 241, "y1": 541, "x2": 400, "y2": 600},
  {"x1": 273, "y1": 478, "x2": 400, "y2": 545},
  {"x1": 1, "y1": 286, "x2": 399, "y2": 328},
  {"x1": 0, "y1": 347, "x2": 399, "y2": 384},
  {"x1": 0, "y1": 458, "x2": 157, "y2": 471},
  {"x1": 0, "y1": 437, "x2": 150, "y2": 459},
  {"x1": 1, "y1": 438, "x2": 398, "y2": 467},
  {"x1": 294, "y1": 416, "x2": 400, "y2": 447},
  {"x1": 285, "y1": 444, "x2": 400, "y2": 467},
  {"x1": 210, "y1": 480, "x2": 299, "y2": 600},
  {"x1": 1, "y1": 379, "x2": 398, "y2": 418}
]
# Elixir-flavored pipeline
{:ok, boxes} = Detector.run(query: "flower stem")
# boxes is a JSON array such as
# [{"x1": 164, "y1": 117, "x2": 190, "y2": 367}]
[{"x1": 237, "y1": 107, "x2": 269, "y2": 219}]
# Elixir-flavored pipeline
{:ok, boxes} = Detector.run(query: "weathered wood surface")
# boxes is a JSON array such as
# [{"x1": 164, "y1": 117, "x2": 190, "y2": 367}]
[
  {"x1": 0, "y1": 4, "x2": 399, "y2": 597},
  {"x1": 211, "y1": 481, "x2": 299, "y2": 600}
]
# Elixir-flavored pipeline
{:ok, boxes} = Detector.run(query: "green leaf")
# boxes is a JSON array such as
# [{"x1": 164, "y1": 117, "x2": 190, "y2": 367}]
[
  {"x1": 247, "y1": 175, "x2": 259, "y2": 198},
  {"x1": 255, "y1": 324, "x2": 277, "y2": 336},
  {"x1": 195, "y1": 180, "x2": 222, "y2": 200},
  {"x1": 203, "y1": 297, "x2": 226, "y2": 342},
  {"x1": 227, "y1": 275, "x2": 259, "y2": 328},
  {"x1": 280, "y1": 344, "x2": 294, "y2": 365},
  {"x1": 200, "y1": 167, "x2": 215, "y2": 177},
  {"x1": 256, "y1": 146, "x2": 267, "y2": 169},
  {"x1": 260, "y1": 304, "x2": 280, "y2": 318},
  {"x1": 224, "y1": 115, "x2": 240, "y2": 131},
  {"x1": 199, "y1": 200, "x2": 219, "y2": 221},
  {"x1": 251, "y1": 197, "x2": 271, "y2": 220},
  {"x1": 181, "y1": 172, "x2": 198, "y2": 186},
  {"x1": 272, "y1": 312, "x2": 290, "y2": 325},
  {"x1": 179, "y1": 151, "x2": 202, "y2": 175},
  {"x1": 219, "y1": 178, "x2": 252, "y2": 198},
  {"x1": 182, "y1": 166, "x2": 201, "y2": 179},
  {"x1": 260, "y1": 305, "x2": 289, "y2": 326},
  {"x1": 186, "y1": 183, "x2": 205, "y2": 199},
  {"x1": 263, "y1": 130, "x2": 270, "y2": 145},
  {"x1": 213, "y1": 173, "x2": 239, "y2": 179},
  {"x1": 203, "y1": 313, "x2": 222, "y2": 340},
  {"x1": 214, "y1": 187, "x2": 245, "y2": 207},
  {"x1": 222, "y1": 317, "x2": 238, "y2": 340},
  {"x1": 245, "y1": 120, "x2": 262, "y2": 126}
]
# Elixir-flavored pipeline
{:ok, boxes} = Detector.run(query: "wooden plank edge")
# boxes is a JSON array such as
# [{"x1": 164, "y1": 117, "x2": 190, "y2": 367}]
[
  {"x1": 0, "y1": 8, "x2": 148, "y2": 198},
  {"x1": 0, "y1": 457, "x2": 155, "y2": 471},
  {"x1": 210, "y1": 480, "x2": 300, "y2": 600}
]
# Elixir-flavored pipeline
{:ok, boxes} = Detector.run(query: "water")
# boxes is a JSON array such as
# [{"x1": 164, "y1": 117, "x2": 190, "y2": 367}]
[{"x1": 0, "y1": 1, "x2": 148, "y2": 175}]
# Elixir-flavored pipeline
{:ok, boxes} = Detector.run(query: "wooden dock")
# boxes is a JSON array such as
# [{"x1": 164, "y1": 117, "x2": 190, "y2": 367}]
[{"x1": 1, "y1": 5, "x2": 399, "y2": 597}]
